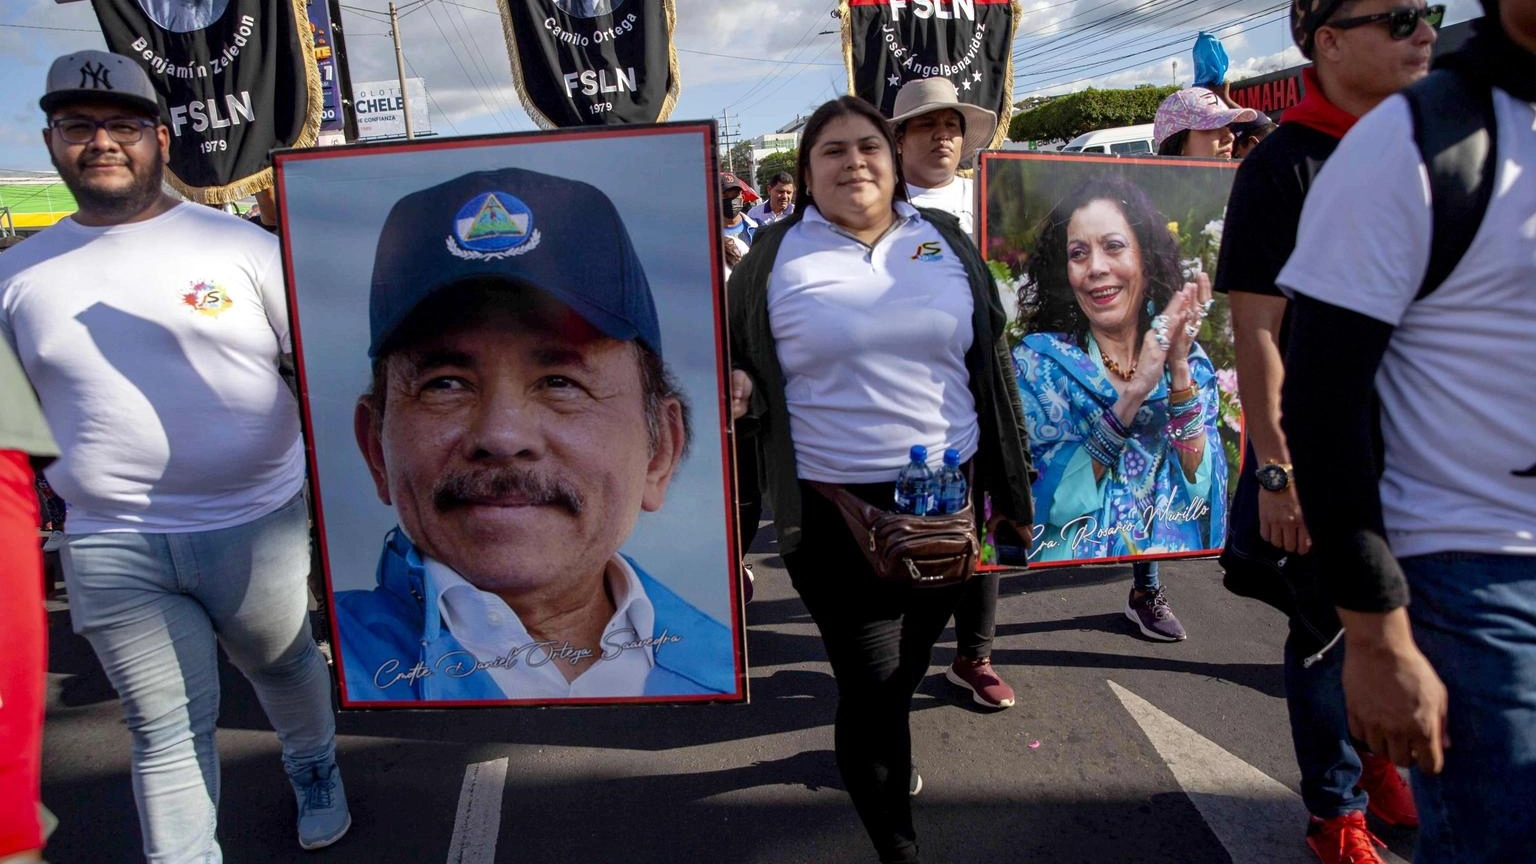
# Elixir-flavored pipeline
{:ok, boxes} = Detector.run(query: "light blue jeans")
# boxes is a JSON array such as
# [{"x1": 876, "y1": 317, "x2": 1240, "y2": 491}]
[
  {"x1": 61, "y1": 494, "x2": 335, "y2": 864},
  {"x1": 1400, "y1": 551, "x2": 1536, "y2": 863}
]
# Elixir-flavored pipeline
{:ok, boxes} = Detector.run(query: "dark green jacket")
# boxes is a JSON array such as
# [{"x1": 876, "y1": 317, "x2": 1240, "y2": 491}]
[
  {"x1": 0, "y1": 337, "x2": 57, "y2": 463},
  {"x1": 726, "y1": 205, "x2": 1033, "y2": 556}
]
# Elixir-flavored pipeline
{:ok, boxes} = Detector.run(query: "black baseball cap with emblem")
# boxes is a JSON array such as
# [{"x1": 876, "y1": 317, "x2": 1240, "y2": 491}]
[
  {"x1": 40, "y1": 50, "x2": 161, "y2": 117},
  {"x1": 368, "y1": 167, "x2": 663, "y2": 359}
]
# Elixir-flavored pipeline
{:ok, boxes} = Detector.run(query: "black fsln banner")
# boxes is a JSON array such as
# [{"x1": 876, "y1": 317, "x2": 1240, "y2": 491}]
[
  {"x1": 842, "y1": 0, "x2": 1019, "y2": 148},
  {"x1": 90, "y1": 0, "x2": 320, "y2": 203},
  {"x1": 497, "y1": 0, "x2": 678, "y2": 127}
]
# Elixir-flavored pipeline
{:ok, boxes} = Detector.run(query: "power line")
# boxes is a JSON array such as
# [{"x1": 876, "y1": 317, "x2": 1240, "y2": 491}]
[
  {"x1": 1015, "y1": 8, "x2": 1287, "y2": 95},
  {"x1": 681, "y1": 47, "x2": 840, "y2": 67},
  {"x1": 0, "y1": 23, "x2": 98, "y2": 32},
  {"x1": 1014, "y1": 0, "x2": 1223, "y2": 66},
  {"x1": 402, "y1": 50, "x2": 462, "y2": 134},
  {"x1": 440, "y1": 0, "x2": 527, "y2": 129},
  {"x1": 421, "y1": 0, "x2": 517, "y2": 130},
  {"x1": 723, "y1": 3, "x2": 838, "y2": 111},
  {"x1": 1017, "y1": 1, "x2": 1285, "y2": 78}
]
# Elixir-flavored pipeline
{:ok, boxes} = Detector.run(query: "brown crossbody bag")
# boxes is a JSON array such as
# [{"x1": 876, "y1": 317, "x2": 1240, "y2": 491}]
[{"x1": 808, "y1": 479, "x2": 980, "y2": 588}]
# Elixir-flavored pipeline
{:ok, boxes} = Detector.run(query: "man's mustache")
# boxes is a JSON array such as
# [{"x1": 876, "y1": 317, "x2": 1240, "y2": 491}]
[{"x1": 433, "y1": 468, "x2": 583, "y2": 515}]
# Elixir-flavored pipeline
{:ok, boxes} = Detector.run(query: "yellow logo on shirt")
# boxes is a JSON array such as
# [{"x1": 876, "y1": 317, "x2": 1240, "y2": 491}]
[
  {"x1": 911, "y1": 241, "x2": 943, "y2": 262},
  {"x1": 181, "y1": 281, "x2": 232, "y2": 317}
]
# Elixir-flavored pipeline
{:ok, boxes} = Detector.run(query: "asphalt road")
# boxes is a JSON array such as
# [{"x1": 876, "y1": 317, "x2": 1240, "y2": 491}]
[{"x1": 41, "y1": 538, "x2": 1421, "y2": 864}]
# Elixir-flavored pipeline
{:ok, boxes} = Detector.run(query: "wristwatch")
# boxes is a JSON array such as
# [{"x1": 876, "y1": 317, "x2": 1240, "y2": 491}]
[{"x1": 1255, "y1": 461, "x2": 1294, "y2": 492}]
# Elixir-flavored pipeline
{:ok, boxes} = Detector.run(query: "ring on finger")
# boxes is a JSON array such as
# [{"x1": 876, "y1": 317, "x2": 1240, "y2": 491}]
[{"x1": 1184, "y1": 323, "x2": 1199, "y2": 338}]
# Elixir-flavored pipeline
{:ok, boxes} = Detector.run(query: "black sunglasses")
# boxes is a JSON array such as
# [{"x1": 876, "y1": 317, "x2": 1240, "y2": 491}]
[{"x1": 1327, "y1": 4, "x2": 1445, "y2": 39}]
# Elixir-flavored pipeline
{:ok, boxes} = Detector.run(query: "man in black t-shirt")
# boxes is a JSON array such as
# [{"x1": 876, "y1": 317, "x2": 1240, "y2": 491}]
[{"x1": 1213, "y1": 0, "x2": 1439, "y2": 859}]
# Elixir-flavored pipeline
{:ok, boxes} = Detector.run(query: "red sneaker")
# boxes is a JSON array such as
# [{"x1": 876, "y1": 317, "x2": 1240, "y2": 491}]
[
  {"x1": 1359, "y1": 750, "x2": 1419, "y2": 827},
  {"x1": 945, "y1": 656, "x2": 1015, "y2": 709},
  {"x1": 1306, "y1": 811, "x2": 1387, "y2": 864}
]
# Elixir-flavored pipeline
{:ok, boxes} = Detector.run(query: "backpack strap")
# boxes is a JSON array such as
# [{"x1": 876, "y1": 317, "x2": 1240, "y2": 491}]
[{"x1": 1403, "y1": 69, "x2": 1499, "y2": 301}]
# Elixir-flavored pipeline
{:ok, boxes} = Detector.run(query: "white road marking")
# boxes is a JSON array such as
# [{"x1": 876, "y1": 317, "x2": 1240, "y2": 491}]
[
  {"x1": 1108, "y1": 680, "x2": 1409, "y2": 864},
  {"x1": 446, "y1": 757, "x2": 509, "y2": 864}
]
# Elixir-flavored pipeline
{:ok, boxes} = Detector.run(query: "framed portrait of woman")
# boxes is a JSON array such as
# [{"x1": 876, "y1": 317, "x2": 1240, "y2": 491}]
[{"x1": 978, "y1": 152, "x2": 1243, "y2": 568}]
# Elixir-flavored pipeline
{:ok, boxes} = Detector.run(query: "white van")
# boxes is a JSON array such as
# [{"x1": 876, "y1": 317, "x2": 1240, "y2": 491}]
[{"x1": 1062, "y1": 123, "x2": 1156, "y2": 155}]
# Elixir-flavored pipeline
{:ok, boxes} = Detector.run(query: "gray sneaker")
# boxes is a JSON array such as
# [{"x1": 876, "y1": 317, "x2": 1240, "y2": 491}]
[
  {"x1": 1126, "y1": 586, "x2": 1187, "y2": 641},
  {"x1": 289, "y1": 760, "x2": 351, "y2": 850}
]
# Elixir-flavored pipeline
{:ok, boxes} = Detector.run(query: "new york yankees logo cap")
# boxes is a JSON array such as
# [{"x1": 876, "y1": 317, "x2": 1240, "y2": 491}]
[{"x1": 40, "y1": 50, "x2": 160, "y2": 117}]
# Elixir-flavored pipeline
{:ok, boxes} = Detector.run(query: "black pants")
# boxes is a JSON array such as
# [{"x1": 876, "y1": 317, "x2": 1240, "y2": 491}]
[
  {"x1": 784, "y1": 481, "x2": 964, "y2": 864},
  {"x1": 952, "y1": 568, "x2": 998, "y2": 658}
]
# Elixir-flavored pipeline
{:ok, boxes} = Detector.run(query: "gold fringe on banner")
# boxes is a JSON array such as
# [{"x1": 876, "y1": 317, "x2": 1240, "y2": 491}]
[
  {"x1": 993, "y1": 0, "x2": 1022, "y2": 150},
  {"x1": 170, "y1": 0, "x2": 323, "y2": 205},
  {"x1": 497, "y1": 0, "x2": 681, "y2": 129},
  {"x1": 655, "y1": 0, "x2": 680, "y2": 123},
  {"x1": 839, "y1": 0, "x2": 857, "y2": 97},
  {"x1": 837, "y1": 0, "x2": 1021, "y2": 150}
]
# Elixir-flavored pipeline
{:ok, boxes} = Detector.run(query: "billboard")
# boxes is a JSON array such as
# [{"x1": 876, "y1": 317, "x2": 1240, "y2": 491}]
[
  {"x1": 307, "y1": 0, "x2": 346, "y2": 134},
  {"x1": 353, "y1": 77, "x2": 431, "y2": 140}
]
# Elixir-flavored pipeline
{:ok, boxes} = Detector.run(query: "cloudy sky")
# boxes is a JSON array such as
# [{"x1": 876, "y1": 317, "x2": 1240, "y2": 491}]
[{"x1": 1, "y1": 0, "x2": 1481, "y2": 172}]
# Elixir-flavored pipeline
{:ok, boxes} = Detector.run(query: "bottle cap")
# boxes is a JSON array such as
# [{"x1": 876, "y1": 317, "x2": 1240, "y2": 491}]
[
  {"x1": 943, "y1": 448, "x2": 961, "y2": 466},
  {"x1": 909, "y1": 444, "x2": 928, "y2": 462}
]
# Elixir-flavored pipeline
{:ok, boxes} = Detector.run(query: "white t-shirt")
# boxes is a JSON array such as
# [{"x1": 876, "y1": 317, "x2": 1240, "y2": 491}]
[
  {"x1": 0, "y1": 202, "x2": 304, "y2": 534},
  {"x1": 1277, "y1": 91, "x2": 1536, "y2": 559},
  {"x1": 906, "y1": 176, "x2": 974, "y2": 236},
  {"x1": 429, "y1": 553, "x2": 655, "y2": 699},
  {"x1": 768, "y1": 202, "x2": 979, "y2": 482}
]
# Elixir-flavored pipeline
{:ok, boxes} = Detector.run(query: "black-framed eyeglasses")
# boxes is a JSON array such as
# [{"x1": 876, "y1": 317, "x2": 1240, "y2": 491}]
[
  {"x1": 47, "y1": 117, "x2": 157, "y2": 145},
  {"x1": 1327, "y1": 4, "x2": 1445, "y2": 39}
]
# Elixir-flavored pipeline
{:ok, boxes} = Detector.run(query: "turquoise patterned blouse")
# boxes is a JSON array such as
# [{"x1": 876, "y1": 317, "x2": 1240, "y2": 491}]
[{"x1": 1012, "y1": 332, "x2": 1227, "y2": 562}]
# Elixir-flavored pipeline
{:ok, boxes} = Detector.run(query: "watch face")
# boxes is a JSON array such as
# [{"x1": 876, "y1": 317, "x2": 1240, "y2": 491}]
[{"x1": 1256, "y1": 464, "x2": 1290, "y2": 492}]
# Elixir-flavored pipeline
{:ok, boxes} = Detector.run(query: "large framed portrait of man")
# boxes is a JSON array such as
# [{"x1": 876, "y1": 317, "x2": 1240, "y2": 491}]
[
  {"x1": 273, "y1": 123, "x2": 746, "y2": 707},
  {"x1": 978, "y1": 151, "x2": 1242, "y2": 568}
]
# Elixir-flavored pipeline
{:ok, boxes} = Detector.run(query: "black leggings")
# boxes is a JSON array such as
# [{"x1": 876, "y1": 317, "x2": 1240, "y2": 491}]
[{"x1": 784, "y1": 481, "x2": 963, "y2": 864}]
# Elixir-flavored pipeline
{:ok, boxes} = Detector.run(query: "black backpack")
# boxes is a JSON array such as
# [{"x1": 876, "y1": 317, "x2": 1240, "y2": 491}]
[{"x1": 1404, "y1": 67, "x2": 1499, "y2": 300}]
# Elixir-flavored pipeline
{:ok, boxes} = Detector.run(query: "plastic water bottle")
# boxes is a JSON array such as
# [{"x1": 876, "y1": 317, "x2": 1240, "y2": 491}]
[
  {"x1": 936, "y1": 448, "x2": 967, "y2": 514},
  {"x1": 894, "y1": 445, "x2": 937, "y2": 515}
]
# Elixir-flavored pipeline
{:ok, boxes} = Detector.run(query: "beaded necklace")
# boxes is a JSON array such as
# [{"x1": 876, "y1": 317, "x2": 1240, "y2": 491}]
[{"x1": 1099, "y1": 345, "x2": 1136, "y2": 381}]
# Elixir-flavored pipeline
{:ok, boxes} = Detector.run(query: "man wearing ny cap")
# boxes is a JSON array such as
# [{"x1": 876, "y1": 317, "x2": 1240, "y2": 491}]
[
  {"x1": 333, "y1": 168, "x2": 733, "y2": 702},
  {"x1": 885, "y1": 77, "x2": 1016, "y2": 712},
  {"x1": 0, "y1": 51, "x2": 349, "y2": 860}
]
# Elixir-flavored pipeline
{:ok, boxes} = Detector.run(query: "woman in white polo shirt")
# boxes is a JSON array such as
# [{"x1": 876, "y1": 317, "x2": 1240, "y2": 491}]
[{"x1": 727, "y1": 96, "x2": 1033, "y2": 864}]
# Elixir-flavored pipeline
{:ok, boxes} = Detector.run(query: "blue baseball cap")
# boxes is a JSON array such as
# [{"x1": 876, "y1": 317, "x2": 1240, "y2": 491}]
[{"x1": 368, "y1": 167, "x2": 662, "y2": 358}]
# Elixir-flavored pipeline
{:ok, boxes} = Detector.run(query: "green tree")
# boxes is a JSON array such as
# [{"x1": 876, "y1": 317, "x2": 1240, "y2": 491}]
[
  {"x1": 1008, "y1": 85, "x2": 1178, "y2": 145},
  {"x1": 724, "y1": 141, "x2": 756, "y2": 177},
  {"x1": 756, "y1": 149, "x2": 797, "y2": 188}
]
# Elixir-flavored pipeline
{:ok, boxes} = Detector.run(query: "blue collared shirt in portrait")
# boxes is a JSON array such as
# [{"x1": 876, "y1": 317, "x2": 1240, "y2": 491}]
[
  {"x1": 333, "y1": 529, "x2": 733, "y2": 702},
  {"x1": 1013, "y1": 333, "x2": 1227, "y2": 562},
  {"x1": 428, "y1": 549, "x2": 655, "y2": 699}
]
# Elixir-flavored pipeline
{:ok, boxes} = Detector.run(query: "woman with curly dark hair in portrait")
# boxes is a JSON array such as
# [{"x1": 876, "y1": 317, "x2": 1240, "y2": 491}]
[{"x1": 1013, "y1": 174, "x2": 1226, "y2": 641}]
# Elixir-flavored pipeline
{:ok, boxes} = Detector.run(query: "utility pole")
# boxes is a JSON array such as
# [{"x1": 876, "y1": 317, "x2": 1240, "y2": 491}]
[
  {"x1": 389, "y1": 2, "x2": 415, "y2": 139},
  {"x1": 718, "y1": 110, "x2": 739, "y2": 174}
]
